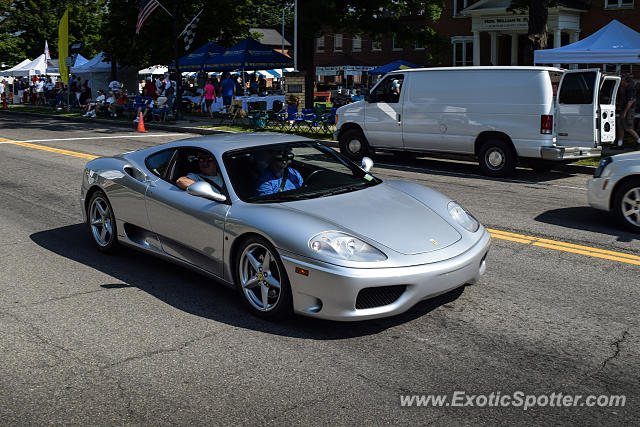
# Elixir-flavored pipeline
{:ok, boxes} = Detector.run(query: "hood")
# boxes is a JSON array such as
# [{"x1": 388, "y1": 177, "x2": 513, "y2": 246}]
[{"x1": 284, "y1": 184, "x2": 461, "y2": 255}]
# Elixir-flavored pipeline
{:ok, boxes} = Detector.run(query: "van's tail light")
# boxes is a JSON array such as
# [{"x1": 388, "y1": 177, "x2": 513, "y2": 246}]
[{"x1": 541, "y1": 115, "x2": 553, "y2": 134}]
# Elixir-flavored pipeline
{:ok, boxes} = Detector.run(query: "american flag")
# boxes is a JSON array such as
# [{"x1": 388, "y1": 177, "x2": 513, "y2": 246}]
[{"x1": 136, "y1": 0, "x2": 160, "y2": 35}]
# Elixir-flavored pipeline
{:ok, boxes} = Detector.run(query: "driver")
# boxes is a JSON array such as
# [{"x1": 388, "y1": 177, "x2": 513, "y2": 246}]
[
  {"x1": 176, "y1": 153, "x2": 224, "y2": 190},
  {"x1": 256, "y1": 150, "x2": 303, "y2": 196}
]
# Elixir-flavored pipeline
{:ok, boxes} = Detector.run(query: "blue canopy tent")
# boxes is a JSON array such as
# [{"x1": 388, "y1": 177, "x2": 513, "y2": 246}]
[
  {"x1": 202, "y1": 37, "x2": 293, "y2": 71},
  {"x1": 168, "y1": 41, "x2": 225, "y2": 72},
  {"x1": 367, "y1": 60, "x2": 419, "y2": 75}
]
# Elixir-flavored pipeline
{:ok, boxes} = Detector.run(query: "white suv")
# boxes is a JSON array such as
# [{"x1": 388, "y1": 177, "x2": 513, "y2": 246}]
[{"x1": 588, "y1": 151, "x2": 640, "y2": 232}]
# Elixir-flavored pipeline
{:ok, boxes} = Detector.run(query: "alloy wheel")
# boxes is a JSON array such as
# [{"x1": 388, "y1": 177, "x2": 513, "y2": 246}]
[
  {"x1": 238, "y1": 243, "x2": 282, "y2": 312},
  {"x1": 89, "y1": 196, "x2": 114, "y2": 247}
]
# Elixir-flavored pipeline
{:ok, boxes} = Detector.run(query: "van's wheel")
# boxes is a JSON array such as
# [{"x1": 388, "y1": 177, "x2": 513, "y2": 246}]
[
  {"x1": 339, "y1": 129, "x2": 370, "y2": 161},
  {"x1": 478, "y1": 140, "x2": 517, "y2": 177},
  {"x1": 87, "y1": 190, "x2": 119, "y2": 253},
  {"x1": 235, "y1": 236, "x2": 293, "y2": 320},
  {"x1": 612, "y1": 178, "x2": 640, "y2": 233}
]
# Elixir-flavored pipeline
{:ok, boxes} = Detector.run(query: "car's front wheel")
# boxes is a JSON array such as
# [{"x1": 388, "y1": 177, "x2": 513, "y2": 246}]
[
  {"x1": 87, "y1": 190, "x2": 119, "y2": 253},
  {"x1": 612, "y1": 178, "x2": 640, "y2": 233},
  {"x1": 236, "y1": 236, "x2": 292, "y2": 319}
]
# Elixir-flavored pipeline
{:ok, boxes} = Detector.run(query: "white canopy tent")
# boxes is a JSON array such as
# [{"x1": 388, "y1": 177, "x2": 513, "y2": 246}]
[
  {"x1": 1, "y1": 58, "x2": 32, "y2": 77},
  {"x1": 70, "y1": 52, "x2": 138, "y2": 94},
  {"x1": 534, "y1": 20, "x2": 640, "y2": 64},
  {"x1": 4, "y1": 54, "x2": 47, "y2": 76},
  {"x1": 138, "y1": 65, "x2": 168, "y2": 75}
]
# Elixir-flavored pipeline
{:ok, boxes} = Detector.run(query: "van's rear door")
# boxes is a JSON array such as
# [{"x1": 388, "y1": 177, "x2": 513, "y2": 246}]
[
  {"x1": 555, "y1": 70, "x2": 600, "y2": 148},
  {"x1": 597, "y1": 75, "x2": 620, "y2": 144}
]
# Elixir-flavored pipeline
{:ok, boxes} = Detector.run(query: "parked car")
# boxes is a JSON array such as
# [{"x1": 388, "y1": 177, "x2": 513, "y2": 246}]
[
  {"x1": 80, "y1": 134, "x2": 490, "y2": 321},
  {"x1": 334, "y1": 66, "x2": 620, "y2": 177},
  {"x1": 588, "y1": 151, "x2": 640, "y2": 232}
]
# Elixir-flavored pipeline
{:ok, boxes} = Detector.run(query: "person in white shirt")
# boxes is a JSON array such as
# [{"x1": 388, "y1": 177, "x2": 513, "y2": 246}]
[
  {"x1": 176, "y1": 153, "x2": 224, "y2": 191},
  {"x1": 82, "y1": 90, "x2": 106, "y2": 117},
  {"x1": 35, "y1": 78, "x2": 45, "y2": 104}
]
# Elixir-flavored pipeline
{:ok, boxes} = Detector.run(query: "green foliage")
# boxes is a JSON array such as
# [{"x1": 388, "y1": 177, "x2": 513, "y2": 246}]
[{"x1": 0, "y1": 0, "x2": 107, "y2": 67}]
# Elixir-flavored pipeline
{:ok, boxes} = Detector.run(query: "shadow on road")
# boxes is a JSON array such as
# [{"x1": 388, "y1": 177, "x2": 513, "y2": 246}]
[
  {"x1": 30, "y1": 223, "x2": 464, "y2": 339},
  {"x1": 374, "y1": 153, "x2": 585, "y2": 184},
  {"x1": 535, "y1": 206, "x2": 639, "y2": 242}
]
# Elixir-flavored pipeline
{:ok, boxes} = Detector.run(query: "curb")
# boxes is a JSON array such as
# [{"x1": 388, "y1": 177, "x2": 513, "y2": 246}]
[{"x1": 1, "y1": 109, "x2": 226, "y2": 136}]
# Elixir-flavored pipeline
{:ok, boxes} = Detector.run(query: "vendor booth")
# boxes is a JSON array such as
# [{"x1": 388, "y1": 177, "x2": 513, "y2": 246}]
[
  {"x1": 534, "y1": 20, "x2": 640, "y2": 65},
  {"x1": 4, "y1": 54, "x2": 47, "y2": 76},
  {"x1": 1, "y1": 58, "x2": 32, "y2": 76},
  {"x1": 168, "y1": 41, "x2": 225, "y2": 72},
  {"x1": 70, "y1": 52, "x2": 138, "y2": 94}
]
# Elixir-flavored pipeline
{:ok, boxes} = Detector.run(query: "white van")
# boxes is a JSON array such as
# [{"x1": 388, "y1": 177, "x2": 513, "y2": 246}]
[{"x1": 334, "y1": 66, "x2": 620, "y2": 176}]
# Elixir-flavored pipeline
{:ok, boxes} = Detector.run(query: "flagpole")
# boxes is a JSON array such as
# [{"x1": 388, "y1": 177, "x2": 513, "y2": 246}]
[{"x1": 173, "y1": 0, "x2": 183, "y2": 120}]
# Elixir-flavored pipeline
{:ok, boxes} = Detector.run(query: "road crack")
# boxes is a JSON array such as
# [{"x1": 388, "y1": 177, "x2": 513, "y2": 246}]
[{"x1": 600, "y1": 330, "x2": 629, "y2": 371}]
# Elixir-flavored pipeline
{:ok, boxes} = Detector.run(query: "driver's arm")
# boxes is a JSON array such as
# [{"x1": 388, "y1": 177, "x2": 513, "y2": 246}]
[{"x1": 176, "y1": 176, "x2": 196, "y2": 190}]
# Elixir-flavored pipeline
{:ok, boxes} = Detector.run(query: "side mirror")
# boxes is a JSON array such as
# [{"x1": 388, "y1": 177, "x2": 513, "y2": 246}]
[
  {"x1": 186, "y1": 181, "x2": 227, "y2": 203},
  {"x1": 363, "y1": 89, "x2": 372, "y2": 102},
  {"x1": 361, "y1": 157, "x2": 374, "y2": 172}
]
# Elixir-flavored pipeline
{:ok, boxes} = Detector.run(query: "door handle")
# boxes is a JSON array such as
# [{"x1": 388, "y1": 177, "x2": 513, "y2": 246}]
[{"x1": 397, "y1": 113, "x2": 401, "y2": 123}]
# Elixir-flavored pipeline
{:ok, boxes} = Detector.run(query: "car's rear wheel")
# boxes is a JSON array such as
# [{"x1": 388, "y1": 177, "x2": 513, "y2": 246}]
[
  {"x1": 339, "y1": 128, "x2": 370, "y2": 161},
  {"x1": 612, "y1": 178, "x2": 640, "y2": 233},
  {"x1": 87, "y1": 190, "x2": 119, "y2": 253},
  {"x1": 236, "y1": 236, "x2": 292, "y2": 319},
  {"x1": 478, "y1": 139, "x2": 517, "y2": 177}
]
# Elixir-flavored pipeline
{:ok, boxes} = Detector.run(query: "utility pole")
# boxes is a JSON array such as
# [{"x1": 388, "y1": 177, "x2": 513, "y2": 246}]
[
  {"x1": 173, "y1": 0, "x2": 183, "y2": 120},
  {"x1": 294, "y1": 0, "x2": 298, "y2": 71},
  {"x1": 281, "y1": 7, "x2": 285, "y2": 55}
]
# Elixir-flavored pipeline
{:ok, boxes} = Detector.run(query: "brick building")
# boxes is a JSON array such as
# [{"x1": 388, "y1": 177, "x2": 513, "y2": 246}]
[{"x1": 313, "y1": 0, "x2": 640, "y2": 85}]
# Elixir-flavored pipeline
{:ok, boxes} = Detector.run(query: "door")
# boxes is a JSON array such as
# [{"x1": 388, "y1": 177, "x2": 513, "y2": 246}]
[
  {"x1": 364, "y1": 74, "x2": 404, "y2": 149},
  {"x1": 555, "y1": 70, "x2": 600, "y2": 147},
  {"x1": 597, "y1": 75, "x2": 620, "y2": 144},
  {"x1": 145, "y1": 149, "x2": 229, "y2": 277}
]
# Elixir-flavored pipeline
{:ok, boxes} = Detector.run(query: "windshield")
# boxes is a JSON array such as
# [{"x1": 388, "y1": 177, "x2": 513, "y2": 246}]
[{"x1": 223, "y1": 141, "x2": 381, "y2": 203}]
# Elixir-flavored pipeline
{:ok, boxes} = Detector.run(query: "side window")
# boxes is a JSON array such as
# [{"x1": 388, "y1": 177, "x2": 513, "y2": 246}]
[
  {"x1": 145, "y1": 149, "x2": 175, "y2": 178},
  {"x1": 599, "y1": 79, "x2": 617, "y2": 105},
  {"x1": 370, "y1": 74, "x2": 404, "y2": 103},
  {"x1": 559, "y1": 72, "x2": 596, "y2": 104}
]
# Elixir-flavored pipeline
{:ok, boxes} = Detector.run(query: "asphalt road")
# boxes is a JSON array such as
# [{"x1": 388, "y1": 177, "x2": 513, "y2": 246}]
[{"x1": 0, "y1": 116, "x2": 638, "y2": 425}]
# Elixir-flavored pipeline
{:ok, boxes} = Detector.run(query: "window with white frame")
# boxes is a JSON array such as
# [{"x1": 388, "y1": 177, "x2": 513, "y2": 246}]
[
  {"x1": 316, "y1": 36, "x2": 325, "y2": 52},
  {"x1": 452, "y1": 37, "x2": 473, "y2": 66},
  {"x1": 414, "y1": 40, "x2": 425, "y2": 50},
  {"x1": 454, "y1": 0, "x2": 469, "y2": 15},
  {"x1": 602, "y1": 64, "x2": 634, "y2": 74},
  {"x1": 372, "y1": 37, "x2": 382, "y2": 51},
  {"x1": 334, "y1": 34, "x2": 343, "y2": 52},
  {"x1": 392, "y1": 36, "x2": 403, "y2": 51},
  {"x1": 352, "y1": 35, "x2": 362, "y2": 52},
  {"x1": 604, "y1": 0, "x2": 634, "y2": 7}
]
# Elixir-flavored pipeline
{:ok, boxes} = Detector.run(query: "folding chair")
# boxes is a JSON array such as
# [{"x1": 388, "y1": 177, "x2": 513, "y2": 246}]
[{"x1": 225, "y1": 100, "x2": 244, "y2": 126}]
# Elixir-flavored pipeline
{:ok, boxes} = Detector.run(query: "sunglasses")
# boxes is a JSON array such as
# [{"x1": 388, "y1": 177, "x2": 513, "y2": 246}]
[{"x1": 198, "y1": 157, "x2": 214, "y2": 162}]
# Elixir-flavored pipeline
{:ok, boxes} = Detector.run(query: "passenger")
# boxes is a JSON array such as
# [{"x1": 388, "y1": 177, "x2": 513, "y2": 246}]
[
  {"x1": 176, "y1": 153, "x2": 224, "y2": 191},
  {"x1": 256, "y1": 150, "x2": 303, "y2": 195}
]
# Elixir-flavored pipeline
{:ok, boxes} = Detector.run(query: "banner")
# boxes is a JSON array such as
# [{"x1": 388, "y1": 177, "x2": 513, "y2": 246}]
[{"x1": 58, "y1": 9, "x2": 69, "y2": 85}]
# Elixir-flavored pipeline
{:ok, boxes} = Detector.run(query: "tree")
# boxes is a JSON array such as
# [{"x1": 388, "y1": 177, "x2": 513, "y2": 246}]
[
  {"x1": 0, "y1": 0, "x2": 107, "y2": 67},
  {"x1": 296, "y1": 0, "x2": 447, "y2": 108},
  {"x1": 100, "y1": 0, "x2": 257, "y2": 71}
]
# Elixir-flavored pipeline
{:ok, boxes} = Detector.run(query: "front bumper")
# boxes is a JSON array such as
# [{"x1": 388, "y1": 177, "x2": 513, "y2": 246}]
[
  {"x1": 280, "y1": 229, "x2": 491, "y2": 321},
  {"x1": 541, "y1": 146, "x2": 601, "y2": 161}
]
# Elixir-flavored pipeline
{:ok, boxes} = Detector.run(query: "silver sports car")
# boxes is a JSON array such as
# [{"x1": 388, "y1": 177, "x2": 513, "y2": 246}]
[{"x1": 81, "y1": 133, "x2": 490, "y2": 321}]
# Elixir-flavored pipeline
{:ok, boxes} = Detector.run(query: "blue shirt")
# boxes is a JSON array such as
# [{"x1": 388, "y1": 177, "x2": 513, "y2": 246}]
[
  {"x1": 256, "y1": 167, "x2": 303, "y2": 196},
  {"x1": 221, "y1": 78, "x2": 236, "y2": 97}
]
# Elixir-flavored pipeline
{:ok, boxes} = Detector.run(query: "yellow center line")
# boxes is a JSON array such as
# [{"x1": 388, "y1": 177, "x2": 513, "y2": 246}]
[
  {"x1": 488, "y1": 228, "x2": 640, "y2": 266},
  {"x1": 0, "y1": 137, "x2": 98, "y2": 160}
]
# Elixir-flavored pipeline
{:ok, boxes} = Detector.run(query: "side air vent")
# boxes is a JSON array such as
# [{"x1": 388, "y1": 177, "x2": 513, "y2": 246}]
[{"x1": 355, "y1": 285, "x2": 406, "y2": 309}]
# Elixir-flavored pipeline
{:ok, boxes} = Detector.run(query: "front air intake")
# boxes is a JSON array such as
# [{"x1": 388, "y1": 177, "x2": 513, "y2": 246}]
[{"x1": 356, "y1": 285, "x2": 406, "y2": 309}]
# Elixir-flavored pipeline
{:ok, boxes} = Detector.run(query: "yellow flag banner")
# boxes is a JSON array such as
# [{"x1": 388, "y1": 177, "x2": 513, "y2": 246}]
[{"x1": 58, "y1": 9, "x2": 69, "y2": 85}]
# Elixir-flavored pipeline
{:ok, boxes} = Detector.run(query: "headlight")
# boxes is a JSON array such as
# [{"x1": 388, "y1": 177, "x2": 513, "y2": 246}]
[
  {"x1": 594, "y1": 157, "x2": 612, "y2": 178},
  {"x1": 448, "y1": 202, "x2": 479, "y2": 232},
  {"x1": 309, "y1": 231, "x2": 387, "y2": 262}
]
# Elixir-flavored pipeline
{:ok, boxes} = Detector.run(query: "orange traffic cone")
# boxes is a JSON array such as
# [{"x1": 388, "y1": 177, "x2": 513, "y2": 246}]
[{"x1": 137, "y1": 112, "x2": 147, "y2": 132}]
